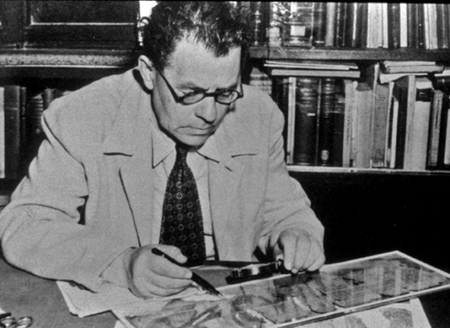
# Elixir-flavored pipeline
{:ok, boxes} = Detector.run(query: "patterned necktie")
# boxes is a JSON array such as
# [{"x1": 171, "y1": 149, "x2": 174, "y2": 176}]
[{"x1": 159, "y1": 144, "x2": 206, "y2": 266}]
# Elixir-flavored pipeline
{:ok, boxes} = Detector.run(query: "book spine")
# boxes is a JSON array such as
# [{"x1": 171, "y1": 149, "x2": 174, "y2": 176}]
[
  {"x1": 272, "y1": 76, "x2": 290, "y2": 159},
  {"x1": 440, "y1": 89, "x2": 450, "y2": 168},
  {"x1": 286, "y1": 77, "x2": 297, "y2": 164},
  {"x1": 0, "y1": 87, "x2": 4, "y2": 179},
  {"x1": 19, "y1": 86, "x2": 27, "y2": 174},
  {"x1": 371, "y1": 83, "x2": 390, "y2": 168},
  {"x1": 342, "y1": 80, "x2": 356, "y2": 168},
  {"x1": 427, "y1": 90, "x2": 444, "y2": 169},
  {"x1": 387, "y1": 3, "x2": 401, "y2": 49},
  {"x1": 436, "y1": 3, "x2": 449, "y2": 49},
  {"x1": 317, "y1": 78, "x2": 335, "y2": 166},
  {"x1": 4, "y1": 85, "x2": 21, "y2": 180},
  {"x1": 26, "y1": 93, "x2": 45, "y2": 163},
  {"x1": 345, "y1": 2, "x2": 365, "y2": 48},
  {"x1": 293, "y1": 77, "x2": 319, "y2": 165},
  {"x1": 407, "y1": 3, "x2": 417, "y2": 49},
  {"x1": 312, "y1": 2, "x2": 326, "y2": 47},
  {"x1": 404, "y1": 81, "x2": 433, "y2": 171},
  {"x1": 335, "y1": 2, "x2": 347, "y2": 48},
  {"x1": 324, "y1": 2, "x2": 337, "y2": 47},
  {"x1": 417, "y1": 4, "x2": 425, "y2": 49},
  {"x1": 332, "y1": 82, "x2": 345, "y2": 167}
]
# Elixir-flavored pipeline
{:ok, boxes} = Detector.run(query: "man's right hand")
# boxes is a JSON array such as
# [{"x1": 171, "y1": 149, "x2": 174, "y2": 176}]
[{"x1": 126, "y1": 245, "x2": 193, "y2": 299}]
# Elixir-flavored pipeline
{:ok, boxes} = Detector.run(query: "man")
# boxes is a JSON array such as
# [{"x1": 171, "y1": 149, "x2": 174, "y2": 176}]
[{"x1": 0, "y1": 2, "x2": 324, "y2": 299}]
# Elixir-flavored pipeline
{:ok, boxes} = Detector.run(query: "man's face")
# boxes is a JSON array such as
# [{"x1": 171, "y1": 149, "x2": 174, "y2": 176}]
[{"x1": 150, "y1": 39, "x2": 241, "y2": 147}]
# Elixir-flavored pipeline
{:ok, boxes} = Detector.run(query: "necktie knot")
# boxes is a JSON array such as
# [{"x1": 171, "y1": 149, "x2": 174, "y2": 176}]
[{"x1": 175, "y1": 144, "x2": 188, "y2": 162}]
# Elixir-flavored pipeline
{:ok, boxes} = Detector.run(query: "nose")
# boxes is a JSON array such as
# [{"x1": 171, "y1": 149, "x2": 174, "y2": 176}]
[{"x1": 194, "y1": 97, "x2": 217, "y2": 124}]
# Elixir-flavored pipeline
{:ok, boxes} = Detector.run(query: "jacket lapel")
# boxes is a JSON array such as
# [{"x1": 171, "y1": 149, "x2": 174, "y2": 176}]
[
  {"x1": 205, "y1": 108, "x2": 260, "y2": 257},
  {"x1": 102, "y1": 77, "x2": 155, "y2": 246}
]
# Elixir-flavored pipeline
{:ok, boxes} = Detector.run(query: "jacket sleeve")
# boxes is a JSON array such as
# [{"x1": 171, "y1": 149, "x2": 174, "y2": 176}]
[
  {"x1": 0, "y1": 96, "x2": 124, "y2": 291},
  {"x1": 256, "y1": 94, "x2": 325, "y2": 256}
]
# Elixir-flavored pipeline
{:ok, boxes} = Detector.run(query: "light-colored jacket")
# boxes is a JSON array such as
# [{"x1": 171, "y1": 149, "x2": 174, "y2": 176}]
[{"x1": 0, "y1": 68, "x2": 324, "y2": 291}]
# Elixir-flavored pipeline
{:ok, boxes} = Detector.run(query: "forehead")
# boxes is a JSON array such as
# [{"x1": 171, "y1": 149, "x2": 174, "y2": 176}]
[{"x1": 166, "y1": 38, "x2": 241, "y2": 88}]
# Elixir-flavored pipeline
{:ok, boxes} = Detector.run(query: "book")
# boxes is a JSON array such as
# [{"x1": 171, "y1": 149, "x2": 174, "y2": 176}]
[
  {"x1": 335, "y1": 2, "x2": 348, "y2": 47},
  {"x1": 0, "y1": 87, "x2": 4, "y2": 179},
  {"x1": 407, "y1": 3, "x2": 418, "y2": 49},
  {"x1": 403, "y1": 77, "x2": 434, "y2": 171},
  {"x1": 25, "y1": 92, "x2": 45, "y2": 163},
  {"x1": 4, "y1": 85, "x2": 21, "y2": 180},
  {"x1": 317, "y1": 78, "x2": 335, "y2": 166},
  {"x1": 392, "y1": 75, "x2": 416, "y2": 169},
  {"x1": 352, "y1": 81, "x2": 374, "y2": 168},
  {"x1": 269, "y1": 68, "x2": 360, "y2": 79},
  {"x1": 272, "y1": 77, "x2": 290, "y2": 158},
  {"x1": 311, "y1": 2, "x2": 326, "y2": 47},
  {"x1": 345, "y1": 2, "x2": 367, "y2": 48},
  {"x1": 399, "y1": 3, "x2": 408, "y2": 48},
  {"x1": 324, "y1": 2, "x2": 336, "y2": 47},
  {"x1": 417, "y1": 3, "x2": 425, "y2": 48},
  {"x1": 293, "y1": 77, "x2": 319, "y2": 166},
  {"x1": 436, "y1": 3, "x2": 449, "y2": 49},
  {"x1": 332, "y1": 81, "x2": 346, "y2": 167},
  {"x1": 342, "y1": 79, "x2": 357, "y2": 168},
  {"x1": 380, "y1": 61, "x2": 444, "y2": 74},
  {"x1": 286, "y1": 77, "x2": 297, "y2": 164},
  {"x1": 387, "y1": 3, "x2": 401, "y2": 49},
  {"x1": 423, "y1": 3, "x2": 438, "y2": 50},
  {"x1": 427, "y1": 89, "x2": 444, "y2": 169},
  {"x1": 371, "y1": 82, "x2": 390, "y2": 168}
]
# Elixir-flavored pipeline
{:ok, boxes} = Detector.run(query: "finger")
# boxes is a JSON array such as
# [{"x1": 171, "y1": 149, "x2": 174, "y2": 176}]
[
  {"x1": 291, "y1": 235, "x2": 311, "y2": 274},
  {"x1": 149, "y1": 268, "x2": 193, "y2": 290},
  {"x1": 155, "y1": 245, "x2": 188, "y2": 264},
  {"x1": 302, "y1": 239, "x2": 324, "y2": 270},
  {"x1": 151, "y1": 254, "x2": 192, "y2": 280},
  {"x1": 307, "y1": 252, "x2": 326, "y2": 272},
  {"x1": 278, "y1": 232, "x2": 297, "y2": 271}
]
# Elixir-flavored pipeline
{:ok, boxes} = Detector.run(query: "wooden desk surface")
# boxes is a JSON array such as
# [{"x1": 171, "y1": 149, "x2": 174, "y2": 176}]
[{"x1": 0, "y1": 256, "x2": 117, "y2": 328}]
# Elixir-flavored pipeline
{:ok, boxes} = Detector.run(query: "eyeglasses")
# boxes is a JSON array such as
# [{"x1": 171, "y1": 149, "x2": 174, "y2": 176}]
[{"x1": 157, "y1": 68, "x2": 243, "y2": 105}]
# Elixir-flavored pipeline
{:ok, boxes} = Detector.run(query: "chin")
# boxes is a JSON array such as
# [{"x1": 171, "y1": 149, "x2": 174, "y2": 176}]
[{"x1": 177, "y1": 135, "x2": 209, "y2": 147}]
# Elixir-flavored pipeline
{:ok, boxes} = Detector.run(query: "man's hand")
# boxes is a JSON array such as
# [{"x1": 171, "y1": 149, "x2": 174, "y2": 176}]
[
  {"x1": 273, "y1": 229, "x2": 325, "y2": 274},
  {"x1": 125, "y1": 245, "x2": 193, "y2": 299}
]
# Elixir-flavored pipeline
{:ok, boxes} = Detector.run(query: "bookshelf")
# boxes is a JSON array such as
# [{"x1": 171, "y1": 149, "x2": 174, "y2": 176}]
[{"x1": 247, "y1": 2, "x2": 450, "y2": 177}]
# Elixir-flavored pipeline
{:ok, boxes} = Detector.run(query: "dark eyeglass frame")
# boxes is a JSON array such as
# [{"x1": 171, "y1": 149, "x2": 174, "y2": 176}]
[{"x1": 156, "y1": 68, "x2": 243, "y2": 105}]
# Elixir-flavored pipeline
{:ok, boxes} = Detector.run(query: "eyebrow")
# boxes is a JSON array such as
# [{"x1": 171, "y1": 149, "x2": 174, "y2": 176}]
[{"x1": 179, "y1": 81, "x2": 240, "y2": 92}]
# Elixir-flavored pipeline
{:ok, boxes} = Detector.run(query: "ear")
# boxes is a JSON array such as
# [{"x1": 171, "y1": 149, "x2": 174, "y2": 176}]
[{"x1": 138, "y1": 55, "x2": 156, "y2": 90}]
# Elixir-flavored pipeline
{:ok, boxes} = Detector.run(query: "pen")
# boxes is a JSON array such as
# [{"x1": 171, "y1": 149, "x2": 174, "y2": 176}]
[{"x1": 151, "y1": 248, "x2": 226, "y2": 299}]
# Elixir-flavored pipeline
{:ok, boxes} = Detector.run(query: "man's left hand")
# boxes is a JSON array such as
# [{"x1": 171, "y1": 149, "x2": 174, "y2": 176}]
[{"x1": 273, "y1": 229, "x2": 325, "y2": 274}]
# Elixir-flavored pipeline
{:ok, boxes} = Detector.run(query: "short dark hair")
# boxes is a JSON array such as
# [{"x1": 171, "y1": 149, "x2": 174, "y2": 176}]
[{"x1": 141, "y1": 1, "x2": 250, "y2": 70}]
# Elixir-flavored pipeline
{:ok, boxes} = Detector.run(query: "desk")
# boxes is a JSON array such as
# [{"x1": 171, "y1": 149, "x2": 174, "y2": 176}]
[
  {"x1": 1, "y1": 255, "x2": 450, "y2": 328},
  {"x1": 0, "y1": 257, "x2": 117, "y2": 328}
]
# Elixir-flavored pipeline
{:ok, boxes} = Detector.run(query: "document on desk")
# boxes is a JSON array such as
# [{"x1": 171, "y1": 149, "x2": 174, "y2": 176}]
[{"x1": 111, "y1": 251, "x2": 450, "y2": 328}]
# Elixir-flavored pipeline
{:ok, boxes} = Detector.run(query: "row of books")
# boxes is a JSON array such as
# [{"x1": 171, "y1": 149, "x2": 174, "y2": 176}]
[
  {"x1": 250, "y1": 2, "x2": 450, "y2": 50},
  {"x1": 0, "y1": 86, "x2": 66, "y2": 179},
  {"x1": 264, "y1": 64, "x2": 450, "y2": 171}
]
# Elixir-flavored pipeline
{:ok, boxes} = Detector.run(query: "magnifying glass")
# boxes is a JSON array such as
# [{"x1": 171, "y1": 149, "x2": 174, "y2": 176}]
[{"x1": 226, "y1": 260, "x2": 284, "y2": 284}]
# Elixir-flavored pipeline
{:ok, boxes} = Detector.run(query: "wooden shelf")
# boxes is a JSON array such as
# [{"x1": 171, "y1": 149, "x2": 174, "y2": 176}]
[
  {"x1": 0, "y1": 48, "x2": 138, "y2": 79},
  {"x1": 250, "y1": 46, "x2": 450, "y2": 62},
  {"x1": 287, "y1": 165, "x2": 450, "y2": 176}
]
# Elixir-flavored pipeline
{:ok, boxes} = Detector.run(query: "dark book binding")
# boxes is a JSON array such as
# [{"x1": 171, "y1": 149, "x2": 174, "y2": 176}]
[
  {"x1": 312, "y1": 2, "x2": 326, "y2": 47},
  {"x1": 4, "y1": 85, "x2": 21, "y2": 180},
  {"x1": 317, "y1": 78, "x2": 336, "y2": 166},
  {"x1": 293, "y1": 78, "x2": 319, "y2": 165},
  {"x1": 387, "y1": 3, "x2": 401, "y2": 49}
]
